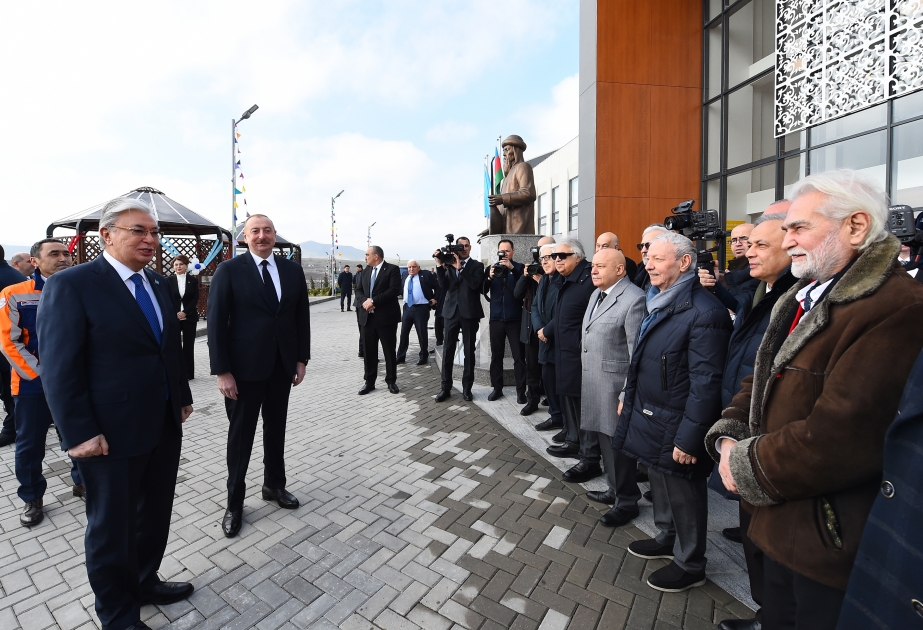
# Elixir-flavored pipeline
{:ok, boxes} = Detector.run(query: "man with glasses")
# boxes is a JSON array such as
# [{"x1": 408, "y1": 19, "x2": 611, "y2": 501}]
[
  {"x1": 39, "y1": 198, "x2": 196, "y2": 629},
  {"x1": 633, "y1": 225, "x2": 669, "y2": 292},
  {"x1": 433, "y1": 237, "x2": 484, "y2": 402},
  {"x1": 0, "y1": 239, "x2": 84, "y2": 528}
]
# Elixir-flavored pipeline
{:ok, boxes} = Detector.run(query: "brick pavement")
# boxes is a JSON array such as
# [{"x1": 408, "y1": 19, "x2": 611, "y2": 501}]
[{"x1": 0, "y1": 299, "x2": 750, "y2": 629}]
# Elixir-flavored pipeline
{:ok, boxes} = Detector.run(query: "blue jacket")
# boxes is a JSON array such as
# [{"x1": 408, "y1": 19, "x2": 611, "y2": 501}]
[
  {"x1": 837, "y1": 348, "x2": 923, "y2": 630},
  {"x1": 0, "y1": 259, "x2": 25, "y2": 290},
  {"x1": 613, "y1": 280, "x2": 731, "y2": 479},
  {"x1": 532, "y1": 272, "x2": 560, "y2": 364},
  {"x1": 483, "y1": 261, "x2": 524, "y2": 322}
]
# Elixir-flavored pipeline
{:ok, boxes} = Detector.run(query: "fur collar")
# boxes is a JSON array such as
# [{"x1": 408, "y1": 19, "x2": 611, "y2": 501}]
[{"x1": 747, "y1": 235, "x2": 901, "y2": 434}]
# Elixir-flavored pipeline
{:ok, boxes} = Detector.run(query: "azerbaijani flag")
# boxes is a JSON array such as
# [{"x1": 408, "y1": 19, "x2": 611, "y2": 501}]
[
  {"x1": 483, "y1": 165, "x2": 492, "y2": 217},
  {"x1": 492, "y1": 147, "x2": 504, "y2": 195}
]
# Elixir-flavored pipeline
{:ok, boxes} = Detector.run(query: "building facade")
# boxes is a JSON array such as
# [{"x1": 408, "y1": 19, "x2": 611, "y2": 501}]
[{"x1": 530, "y1": 136, "x2": 580, "y2": 239}]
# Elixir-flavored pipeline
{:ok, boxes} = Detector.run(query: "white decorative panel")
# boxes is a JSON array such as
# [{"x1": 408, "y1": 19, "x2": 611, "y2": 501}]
[{"x1": 775, "y1": 0, "x2": 923, "y2": 137}]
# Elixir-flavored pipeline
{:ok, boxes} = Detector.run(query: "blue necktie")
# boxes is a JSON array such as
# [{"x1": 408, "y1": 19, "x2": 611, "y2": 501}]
[
  {"x1": 130, "y1": 274, "x2": 162, "y2": 345},
  {"x1": 370, "y1": 267, "x2": 378, "y2": 296},
  {"x1": 407, "y1": 276, "x2": 414, "y2": 306}
]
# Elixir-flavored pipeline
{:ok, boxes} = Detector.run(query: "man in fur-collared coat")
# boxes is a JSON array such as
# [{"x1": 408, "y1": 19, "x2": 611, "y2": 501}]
[{"x1": 705, "y1": 169, "x2": 923, "y2": 630}]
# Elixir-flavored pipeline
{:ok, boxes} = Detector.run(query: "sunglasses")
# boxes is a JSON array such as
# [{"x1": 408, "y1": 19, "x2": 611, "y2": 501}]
[
  {"x1": 636, "y1": 242, "x2": 651, "y2": 251},
  {"x1": 550, "y1": 252, "x2": 575, "y2": 260}
]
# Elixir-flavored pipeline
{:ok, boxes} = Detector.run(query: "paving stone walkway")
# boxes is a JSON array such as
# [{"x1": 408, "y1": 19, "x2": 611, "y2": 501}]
[{"x1": 0, "y1": 299, "x2": 751, "y2": 629}]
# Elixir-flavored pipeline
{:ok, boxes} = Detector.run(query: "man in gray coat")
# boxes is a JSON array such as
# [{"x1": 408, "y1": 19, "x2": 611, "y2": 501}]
[{"x1": 579, "y1": 248, "x2": 646, "y2": 527}]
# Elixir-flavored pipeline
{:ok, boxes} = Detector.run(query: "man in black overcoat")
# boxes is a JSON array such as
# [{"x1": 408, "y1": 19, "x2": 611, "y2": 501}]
[{"x1": 354, "y1": 246, "x2": 402, "y2": 394}]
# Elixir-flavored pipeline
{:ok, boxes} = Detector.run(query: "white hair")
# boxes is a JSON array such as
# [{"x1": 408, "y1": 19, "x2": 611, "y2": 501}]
[
  {"x1": 787, "y1": 169, "x2": 889, "y2": 250},
  {"x1": 650, "y1": 231, "x2": 696, "y2": 262},
  {"x1": 539, "y1": 243, "x2": 555, "y2": 255},
  {"x1": 642, "y1": 224, "x2": 669, "y2": 239},
  {"x1": 554, "y1": 237, "x2": 585, "y2": 260},
  {"x1": 98, "y1": 197, "x2": 158, "y2": 250}
]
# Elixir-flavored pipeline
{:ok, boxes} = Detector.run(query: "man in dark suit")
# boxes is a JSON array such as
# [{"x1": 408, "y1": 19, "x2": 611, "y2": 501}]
[
  {"x1": 433, "y1": 236, "x2": 484, "y2": 402},
  {"x1": 338, "y1": 265, "x2": 353, "y2": 312},
  {"x1": 354, "y1": 264, "x2": 364, "y2": 356},
  {"x1": 207, "y1": 214, "x2": 311, "y2": 538},
  {"x1": 354, "y1": 246, "x2": 402, "y2": 394},
  {"x1": 396, "y1": 260, "x2": 437, "y2": 366},
  {"x1": 39, "y1": 198, "x2": 195, "y2": 630},
  {"x1": 0, "y1": 243, "x2": 25, "y2": 447}
]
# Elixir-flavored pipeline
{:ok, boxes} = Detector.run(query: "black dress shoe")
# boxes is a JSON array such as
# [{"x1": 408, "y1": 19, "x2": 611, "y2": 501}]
[
  {"x1": 139, "y1": 581, "x2": 195, "y2": 605},
  {"x1": 0, "y1": 432, "x2": 14, "y2": 447},
  {"x1": 516, "y1": 393, "x2": 527, "y2": 404},
  {"x1": 416, "y1": 359, "x2": 428, "y2": 366},
  {"x1": 520, "y1": 400, "x2": 539, "y2": 416},
  {"x1": 20, "y1": 499, "x2": 43, "y2": 527},
  {"x1": 540, "y1": 397, "x2": 549, "y2": 406},
  {"x1": 388, "y1": 383, "x2": 400, "y2": 394},
  {"x1": 719, "y1": 619, "x2": 761, "y2": 630},
  {"x1": 643, "y1": 490, "x2": 653, "y2": 501},
  {"x1": 125, "y1": 623, "x2": 152, "y2": 629},
  {"x1": 546, "y1": 443, "x2": 579, "y2": 458},
  {"x1": 262, "y1": 487, "x2": 299, "y2": 509},
  {"x1": 551, "y1": 429, "x2": 566, "y2": 444},
  {"x1": 358, "y1": 383, "x2": 375, "y2": 395},
  {"x1": 600, "y1": 506, "x2": 640, "y2": 527},
  {"x1": 462, "y1": 390, "x2": 473, "y2": 401},
  {"x1": 487, "y1": 389, "x2": 503, "y2": 401},
  {"x1": 562, "y1": 462, "x2": 603, "y2": 483},
  {"x1": 395, "y1": 358, "x2": 406, "y2": 364},
  {"x1": 72, "y1": 483, "x2": 86, "y2": 498},
  {"x1": 435, "y1": 390, "x2": 451, "y2": 402},
  {"x1": 586, "y1": 490, "x2": 615, "y2": 505},
  {"x1": 534, "y1": 418, "x2": 561, "y2": 431},
  {"x1": 722, "y1": 526, "x2": 743, "y2": 544},
  {"x1": 222, "y1": 509, "x2": 242, "y2": 538},
  {"x1": 358, "y1": 352, "x2": 364, "y2": 358}
]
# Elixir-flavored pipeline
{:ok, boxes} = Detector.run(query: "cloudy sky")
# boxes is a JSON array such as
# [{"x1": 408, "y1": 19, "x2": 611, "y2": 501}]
[{"x1": 1, "y1": 0, "x2": 578, "y2": 260}]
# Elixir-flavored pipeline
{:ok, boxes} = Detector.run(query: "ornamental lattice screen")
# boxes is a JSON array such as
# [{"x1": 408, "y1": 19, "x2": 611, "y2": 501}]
[{"x1": 775, "y1": 0, "x2": 923, "y2": 137}]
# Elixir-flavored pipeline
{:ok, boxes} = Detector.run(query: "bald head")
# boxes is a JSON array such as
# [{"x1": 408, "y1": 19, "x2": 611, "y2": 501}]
[
  {"x1": 591, "y1": 247, "x2": 627, "y2": 289},
  {"x1": 595, "y1": 232, "x2": 619, "y2": 252},
  {"x1": 537, "y1": 236, "x2": 555, "y2": 247}
]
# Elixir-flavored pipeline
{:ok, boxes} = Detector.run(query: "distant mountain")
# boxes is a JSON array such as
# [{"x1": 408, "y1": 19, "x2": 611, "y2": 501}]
[{"x1": 299, "y1": 240, "x2": 367, "y2": 260}]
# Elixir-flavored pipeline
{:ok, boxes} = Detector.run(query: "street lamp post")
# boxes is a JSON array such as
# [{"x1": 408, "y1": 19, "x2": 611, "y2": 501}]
[
  {"x1": 231, "y1": 104, "x2": 259, "y2": 258},
  {"x1": 331, "y1": 190, "x2": 344, "y2": 296},
  {"x1": 367, "y1": 221, "x2": 376, "y2": 248}
]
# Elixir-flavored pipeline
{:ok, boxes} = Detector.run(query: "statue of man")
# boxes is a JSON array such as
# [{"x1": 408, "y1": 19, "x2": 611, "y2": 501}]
[{"x1": 488, "y1": 135, "x2": 536, "y2": 234}]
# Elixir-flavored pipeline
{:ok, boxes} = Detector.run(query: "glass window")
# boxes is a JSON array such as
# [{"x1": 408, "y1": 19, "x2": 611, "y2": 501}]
[
  {"x1": 551, "y1": 186, "x2": 562, "y2": 234},
  {"x1": 568, "y1": 177, "x2": 579, "y2": 232},
  {"x1": 708, "y1": 21, "x2": 723, "y2": 100},
  {"x1": 783, "y1": 154, "x2": 807, "y2": 199},
  {"x1": 809, "y1": 130, "x2": 887, "y2": 189},
  {"x1": 810, "y1": 104, "x2": 887, "y2": 146},
  {"x1": 894, "y1": 90, "x2": 923, "y2": 123},
  {"x1": 727, "y1": 73, "x2": 775, "y2": 168},
  {"x1": 708, "y1": 0, "x2": 723, "y2": 22},
  {"x1": 537, "y1": 193, "x2": 548, "y2": 235},
  {"x1": 726, "y1": 163, "x2": 776, "y2": 223},
  {"x1": 707, "y1": 100, "x2": 722, "y2": 175},
  {"x1": 727, "y1": 0, "x2": 775, "y2": 89},
  {"x1": 892, "y1": 118, "x2": 923, "y2": 208},
  {"x1": 706, "y1": 178, "x2": 721, "y2": 211},
  {"x1": 783, "y1": 130, "x2": 806, "y2": 153}
]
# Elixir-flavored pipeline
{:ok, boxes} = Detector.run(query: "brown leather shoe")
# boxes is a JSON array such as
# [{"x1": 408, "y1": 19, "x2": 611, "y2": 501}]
[{"x1": 72, "y1": 484, "x2": 86, "y2": 499}]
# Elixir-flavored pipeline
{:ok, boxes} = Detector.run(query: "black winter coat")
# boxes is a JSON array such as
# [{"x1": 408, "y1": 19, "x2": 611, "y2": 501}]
[
  {"x1": 543, "y1": 259, "x2": 595, "y2": 398},
  {"x1": 513, "y1": 274, "x2": 538, "y2": 344},
  {"x1": 0, "y1": 259, "x2": 25, "y2": 290},
  {"x1": 532, "y1": 272, "x2": 560, "y2": 364},
  {"x1": 483, "y1": 261, "x2": 524, "y2": 322},
  {"x1": 613, "y1": 280, "x2": 731, "y2": 478}
]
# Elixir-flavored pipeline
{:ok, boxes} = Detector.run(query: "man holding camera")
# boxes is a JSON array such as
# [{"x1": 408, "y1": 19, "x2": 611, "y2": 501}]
[
  {"x1": 514, "y1": 236, "x2": 555, "y2": 416},
  {"x1": 483, "y1": 239, "x2": 527, "y2": 402},
  {"x1": 433, "y1": 237, "x2": 484, "y2": 402}
]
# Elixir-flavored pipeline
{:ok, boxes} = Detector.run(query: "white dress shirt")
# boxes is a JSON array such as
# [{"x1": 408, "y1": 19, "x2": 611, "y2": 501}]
[
  {"x1": 176, "y1": 273, "x2": 187, "y2": 312},
  {"x1": 403, "y1": 273, "x2": 426, "y2": 304},
  {"x1": 250, "y1": 251, "x2": 281, "y2": 301},
  {"x1": 103, "y1": 250, "x2": 163, "y2": 330},
  {"x1": 590, "y1": 276, "x2": 625, "y2": 319}
]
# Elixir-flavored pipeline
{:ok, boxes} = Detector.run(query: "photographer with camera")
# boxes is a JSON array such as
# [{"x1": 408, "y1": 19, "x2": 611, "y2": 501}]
[
  {"x1": 514, "y1": 237, "x2": 555, "y2": 416},
  {"x1": 482, "y1": 239, "x2": 526, "y2": 403},
  {"x1": 433, "y1": 236, "x2": 484, "y2": 402}
]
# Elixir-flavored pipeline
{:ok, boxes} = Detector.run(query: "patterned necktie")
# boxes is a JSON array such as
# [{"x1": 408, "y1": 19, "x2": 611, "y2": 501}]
[
  {"x1": 594, "y1": 291, "x2": 607, "y2": 316},
  {"x1": 260, "y1": 261, "x2": 279, "y2": 311},
  {"x1": 130, "y1": 274, "x2": 162, "y2": 345},
  {"x1": 803, "y1": 286, "x2": 814, "y2": 312},
  {"x1": 370, "y1": 266, "x2": 378, "y2": 296},
  {"x1": 407, "y1": 276, "x2": 414, "y2": 306}
]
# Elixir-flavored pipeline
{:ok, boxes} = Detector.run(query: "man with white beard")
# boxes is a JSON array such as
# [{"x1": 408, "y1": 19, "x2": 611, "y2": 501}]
[{"x1": 704, "y1": 169, "x2": 923, "y2": 629}]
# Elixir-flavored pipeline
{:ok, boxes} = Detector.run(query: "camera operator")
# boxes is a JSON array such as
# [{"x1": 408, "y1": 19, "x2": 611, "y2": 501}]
[
  {"x1": 514, "y1": 236, "x2": 555, "y2": 415},
  {"x1": 532, "y1": 244, "x2": 564, "y2": 433},
  {"x1": 483, "y1": 240, "x2": 527, "y2": 402},
  {"x1": 433, "y1": 237, "x2": 484, "y2": 402}
]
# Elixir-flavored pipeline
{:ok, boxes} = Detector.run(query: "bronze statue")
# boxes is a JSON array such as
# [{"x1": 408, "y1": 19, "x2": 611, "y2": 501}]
[{"x1": 487, "y1": 135, "x2": 536, "y2": 234}]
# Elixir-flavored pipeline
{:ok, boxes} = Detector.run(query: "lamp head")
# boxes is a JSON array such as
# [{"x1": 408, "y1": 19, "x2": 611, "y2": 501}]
[{"x1": 239, "y1": 104, "x2": 259, "y2": 120}]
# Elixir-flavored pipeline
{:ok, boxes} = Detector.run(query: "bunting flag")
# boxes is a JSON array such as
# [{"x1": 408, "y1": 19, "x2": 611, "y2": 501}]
[
  {"x1": 483, "y1": 164, "x2": 491, "y2": 217},
  {"x1": 492, "y1": 147, "x2": 504, "y2": 195},
  {"x1": 234, "y1": 188, "x2": 243, "y2": 195}
]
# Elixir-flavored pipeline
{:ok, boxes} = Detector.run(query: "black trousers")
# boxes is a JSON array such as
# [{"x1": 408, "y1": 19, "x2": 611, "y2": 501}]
[
  {"x1": 179, "y1": 318, "x2": 196, "y2": 379},
  {"x1": 361, "y1": 314, "x2": 398, "y2": 385},
  {"x1": 540, "y1": 362, "x2": 564, "y2": 427},
  {"x1": 434, "y1": 314, "x2": 445, "y2": 346},
  {"x1": 76, "y1": 403, "x2": 180, "y2": 630},
  {"x1": 524, "y1": 334, "x2": 541, "y2": 401},
  {"x1": 560, "y1": 394, "x2": 581, "y2": 448},
  {"x1": 357, "y1": 322, "x2": 364, "y2": 353},
  {"x1": 0, "y1": 357, "x2": 14, "y2": 437},
  {"x1": 488, "y1": 320, "x2": 526, "y2": 394},
  {"x1": 340, "y1": 291, "x2": 352, "y2": 310},
  {"x1": 762, "y1": 555, "x2": 844, "y2": 630},
  {"x1": 397, "y1": 304, "x2": 430, "y2": 362},
  {"x1": 225, "y1": 353, "x2": 292, "y2": 511},
  {"x1": 442, "y1": 314, "x2": 479, "y2": 392},
  {"x1": 740, "y1": 504, "x2": 764, "y2": 622}
]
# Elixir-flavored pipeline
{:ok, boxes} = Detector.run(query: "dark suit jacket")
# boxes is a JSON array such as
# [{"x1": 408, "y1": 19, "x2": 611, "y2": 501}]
[
  {"x1": 37, "y1": 256, "x2": 193, "y2": 459},
  {"x1": 207, "y1": 253, "x2": 311, "y2": 381},
  {"x1": 167, "y1": 273, "x2": 200, "y2": 323},
  {"x1": 437, "y1": 258, "x2": 485, "y2": 320},
  {"x1": 337, "y1": 271, "x2": 353, "y2": 294},
  {"x1": 354, "y1": 261, "x2": 402, "y2": 327}
]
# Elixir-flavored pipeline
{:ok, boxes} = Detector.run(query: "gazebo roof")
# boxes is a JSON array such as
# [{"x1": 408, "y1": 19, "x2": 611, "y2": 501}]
[{"x1": 48, "y1": 186, "x2": 230, "y2": 238}]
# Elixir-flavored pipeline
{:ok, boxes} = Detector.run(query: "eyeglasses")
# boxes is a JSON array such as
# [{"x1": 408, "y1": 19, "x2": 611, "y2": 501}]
[
  {"x1": 550, "y1": 252, "x2": 575, "y2": 260},
  {"x1": 539, "y1": 255, "x2": 552, "y2": 262},
  {"x1": 110, "y1": 226, "x2": 162, "y2": 239},
  {"x1": 636, "y1": 242, "x2": 651, "y2": 251},
  {"x1": 730, "y1": 236, "x2": 750, "y2": 244}
]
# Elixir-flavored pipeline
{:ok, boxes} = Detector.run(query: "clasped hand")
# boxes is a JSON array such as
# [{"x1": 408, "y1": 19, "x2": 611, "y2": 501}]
[{"x1": 672, "y1": 446, "x2": 697, "y2": 466}]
